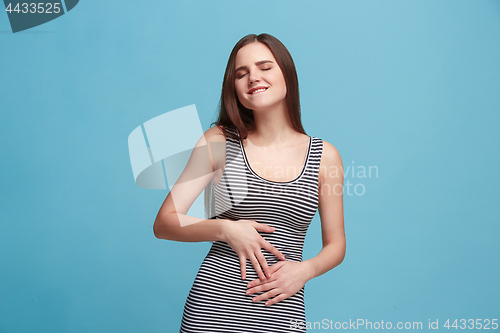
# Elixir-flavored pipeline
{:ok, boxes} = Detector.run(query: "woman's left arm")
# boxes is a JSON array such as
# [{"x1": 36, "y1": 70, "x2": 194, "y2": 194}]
[
  {"x1": 246, "y1": 140, "x2": 346, "y2": 306},
  {"x1": 302, "y1": 140, "x2": 346, "y2": 279}
]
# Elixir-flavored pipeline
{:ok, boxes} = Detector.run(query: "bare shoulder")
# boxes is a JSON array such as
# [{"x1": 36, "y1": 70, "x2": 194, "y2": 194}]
[
  {"x1": 321, "y1": 140, "x2": 342, "y2": 163},
  {"x1": 193, "y1": 125, "x2": 225, "y2": 149},
  {"x1": 205, "y1": 125, "x2": 225, "y2": 142},
  {"x1": 319, "y1": 140, "x2": 344, "y2": 181},
  {"x1": 203, "y1": 125, "x2": 226, "y2": 172}
]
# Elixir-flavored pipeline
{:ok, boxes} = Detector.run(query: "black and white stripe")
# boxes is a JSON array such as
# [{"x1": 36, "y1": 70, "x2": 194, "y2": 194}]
[{"x1": 179, "y1": 126, "x2": 323, "y2": 332}]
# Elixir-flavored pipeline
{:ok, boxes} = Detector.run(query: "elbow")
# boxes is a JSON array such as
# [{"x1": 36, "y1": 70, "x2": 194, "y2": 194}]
[
  {"x1": 153, "y1": 218, "x2": 162, "y2": 239},
  {"x1": 153, "y1": 214, "x2": 172, "y2": 240},
  {"x1": 339, "y1": 242, "x2": 346, "y2": 265},
  {"x1": 339, "y1": 252, "x2": 346, "y2": 265},
  {"x1": 329, "y1": 240, "x2": 346, "y2": 266},
  {"x1": 153, "y1": 219, "x2": 161, "y2": 239},
  {"x1": 153, "y1": 212, "x2": 181, "y2": 240}
]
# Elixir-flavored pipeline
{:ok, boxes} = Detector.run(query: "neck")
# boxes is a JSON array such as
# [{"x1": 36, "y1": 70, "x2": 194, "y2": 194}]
[{"x1": 248, "y1": 100, "x2": 297, "y2": 146}]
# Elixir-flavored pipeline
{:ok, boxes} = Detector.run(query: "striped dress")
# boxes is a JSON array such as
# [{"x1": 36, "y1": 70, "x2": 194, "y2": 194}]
[{"x1": 179, "y1": 126, "x2": 323, "y2": 332}]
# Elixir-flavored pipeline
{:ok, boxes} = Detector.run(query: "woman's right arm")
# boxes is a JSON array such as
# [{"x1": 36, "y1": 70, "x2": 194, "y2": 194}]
[
  {"x1": 153, "y1": 125, "x2": 226, "y2": 241},
  {"x1": 152, "y1": 126, "x2": 285, "y2": 280},
  {"x1": 154, "y1": 200, "x2": 230, "y2": 242}
]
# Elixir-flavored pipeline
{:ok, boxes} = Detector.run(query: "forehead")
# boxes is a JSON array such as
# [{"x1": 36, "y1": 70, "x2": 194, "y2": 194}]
[{"x1": 235, "y1": 42, "x2": 276, "y2": 66}]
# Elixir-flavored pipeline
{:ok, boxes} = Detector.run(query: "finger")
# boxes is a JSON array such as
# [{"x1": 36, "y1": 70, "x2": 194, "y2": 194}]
[
  {"x1": 252, "y1": 222, "x2": 276, "y2": 233},
  {"x1": 247, "y1": 273, "x2": 273, "y2": 288},
  {"x1": 255, "y1": 250, "x2": 271, "y2": 279},
  {"x1": 252, "y1": 288, "x2": 280, "y2": 303},
  {"x1": 261, "y1": 240, "x2": 286, "y2": 261},
  {"x1": 247, "y1": 274, "x2": 276, "y2": 289},
  {"x1": 265, "y1": 293, "x2": 288, "y2": 306},
  {"x1": 248, "y1": 254, "x2": 265, "y2": 281},
  {"x1": 270, "y1": 261, "x2": 287, "y2": 273},
  {"x1": 268, "y1": 260, "x2": 286, "y2": 275},
  {"x1": 247, "y1": 276, "x2": 276, "y2": 288},
  {"x1": 247, "y1": 277, "x2": 260, "y2": 288},
  {"x1": 239, "y1": 256, "x2": 247, "y2": 280},
  {"x1": 247, "y1": 281, "x2": 278, "y2": 295},
  {"x1": 247, "y1": 260, "x2": 284, "y2": 288}
]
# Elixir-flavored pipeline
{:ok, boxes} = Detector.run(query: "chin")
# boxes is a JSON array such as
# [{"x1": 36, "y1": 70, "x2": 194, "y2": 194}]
[
  {"x1": 251, "y1": 98, "x2": 285, "y2": 111},
  {"x1": 249, "y1": 104, "x2": 278, "y2": 112}
]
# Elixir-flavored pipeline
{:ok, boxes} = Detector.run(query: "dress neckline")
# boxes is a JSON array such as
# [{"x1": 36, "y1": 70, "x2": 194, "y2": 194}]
[{"x1": 239, "y1": 135, "x2": 312, "y2": 185}]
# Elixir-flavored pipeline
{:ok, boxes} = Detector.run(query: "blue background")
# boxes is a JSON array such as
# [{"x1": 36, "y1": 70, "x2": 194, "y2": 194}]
[{"x1": 1, "y1": 0, "x2": 499, "y2": 332}]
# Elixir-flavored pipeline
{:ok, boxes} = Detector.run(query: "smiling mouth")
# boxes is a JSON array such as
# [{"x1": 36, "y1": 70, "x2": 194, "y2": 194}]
[{"x1": 249, "y1": 87, "x2": 269, "y2": 95}]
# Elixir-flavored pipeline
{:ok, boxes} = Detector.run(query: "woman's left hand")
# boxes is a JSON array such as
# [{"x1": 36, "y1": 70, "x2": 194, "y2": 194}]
[{"x1": 246, "y1": 260, "x2": 312, "y2": 306}]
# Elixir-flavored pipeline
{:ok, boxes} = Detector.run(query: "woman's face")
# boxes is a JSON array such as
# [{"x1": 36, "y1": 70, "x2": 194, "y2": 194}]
[{"x1": 234, "y1": 42, "x2": 287, "y2": 112}]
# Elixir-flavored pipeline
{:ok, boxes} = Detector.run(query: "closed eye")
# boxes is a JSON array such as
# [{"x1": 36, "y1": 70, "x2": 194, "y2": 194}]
[{"x1": 237, "y1": 67, "x2": 272, "y2": 79}]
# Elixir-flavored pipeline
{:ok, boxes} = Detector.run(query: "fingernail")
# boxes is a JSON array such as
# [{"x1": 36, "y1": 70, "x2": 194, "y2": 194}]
[{"x1": 246, "y1": 290, "x2": 250, "y2": 294}]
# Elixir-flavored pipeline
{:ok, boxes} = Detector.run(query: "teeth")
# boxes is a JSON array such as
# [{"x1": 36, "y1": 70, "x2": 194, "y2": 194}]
[{"x1": 251, "y1": 88, "x2": 267, "y2": 94}]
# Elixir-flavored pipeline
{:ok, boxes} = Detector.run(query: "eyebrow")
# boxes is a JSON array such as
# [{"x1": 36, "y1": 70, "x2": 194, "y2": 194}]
[{"x1": 235, "y1": 60, "x2": 274, "y2": 73}]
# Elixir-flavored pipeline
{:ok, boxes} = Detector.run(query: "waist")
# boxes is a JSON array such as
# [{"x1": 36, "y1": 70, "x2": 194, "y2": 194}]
[{"x1": 209, "y1": 240, "x2": 303, "y2": 263}]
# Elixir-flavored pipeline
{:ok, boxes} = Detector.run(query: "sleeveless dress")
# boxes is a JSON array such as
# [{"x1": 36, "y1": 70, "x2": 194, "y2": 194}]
[{"x1": 179, "y1": 126, "x2": 323, "y2": 333}]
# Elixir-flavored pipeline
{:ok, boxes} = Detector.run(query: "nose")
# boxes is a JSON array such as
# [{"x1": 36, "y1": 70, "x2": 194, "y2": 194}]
[{"x1": 249, "y1": 69, "x2": 260, "y2": 85}]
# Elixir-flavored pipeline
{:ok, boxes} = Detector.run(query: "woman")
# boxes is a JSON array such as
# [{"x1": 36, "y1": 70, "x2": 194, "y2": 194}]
[{"x1": 153, "y1": 33, "x2": 346, "y2": 332}]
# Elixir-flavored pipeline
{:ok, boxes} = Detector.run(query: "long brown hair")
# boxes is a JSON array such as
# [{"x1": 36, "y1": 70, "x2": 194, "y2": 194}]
[{"x1": 204, "y1": 33, "x2": 306, "y2": 219}]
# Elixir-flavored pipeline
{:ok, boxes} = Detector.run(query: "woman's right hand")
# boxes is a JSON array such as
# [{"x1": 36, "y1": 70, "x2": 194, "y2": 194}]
[{"x1": 222, "y1": 219, "x2": 286, "y2": 281}]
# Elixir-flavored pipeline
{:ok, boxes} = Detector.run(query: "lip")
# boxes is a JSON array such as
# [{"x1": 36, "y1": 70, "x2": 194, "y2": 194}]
[{"x1": 247, "y1": 86, "x2": 269, "y2": 95}]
